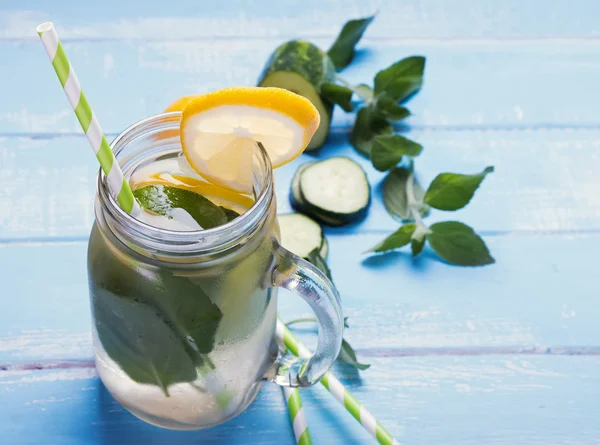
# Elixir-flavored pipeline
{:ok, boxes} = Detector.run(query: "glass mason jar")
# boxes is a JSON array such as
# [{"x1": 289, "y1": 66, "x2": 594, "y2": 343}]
[{"x1": 87, "y1": 113, "x2": 344, "y2": 430}]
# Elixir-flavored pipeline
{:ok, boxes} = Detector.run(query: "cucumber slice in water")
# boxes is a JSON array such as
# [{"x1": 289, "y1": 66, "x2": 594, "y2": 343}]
[
  {"x1": 299, "y1": 157, "x2": 370, "y2": 225},
  {"x1": 258, "y1": 40, "x2": 336, "y2": 150},
  {"x1": 278, "y1": 213, "x2": 325, "y2": 259}
]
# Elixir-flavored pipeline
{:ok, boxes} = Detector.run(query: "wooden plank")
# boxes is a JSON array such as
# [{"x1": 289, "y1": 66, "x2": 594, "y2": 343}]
[
  {"x1": 0, "y1": 137, "x2": 96, "y2": 241},
  {"x1": 2, "y1": 129, "x2": 600, "y2": 241},
  {"x1": 3, "y1": 40, "x2": 600, "y2": 134},
  {"x1": 1, "y1": 356, "x2": 600, "y2": 444},
  {"x1": 1, "y1": 232, "x2": 598, "y2": 362},
  {"x1": 2, "y1": 0, "x2": 600, "y2": 40}
]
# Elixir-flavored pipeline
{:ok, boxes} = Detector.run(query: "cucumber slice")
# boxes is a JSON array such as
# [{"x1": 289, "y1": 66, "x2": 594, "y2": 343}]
[
  {"x1": 290, "y1": 162, "x2": 314, "y2": 209},
  {"x1": 258, "y1": 40, "x2": 336, "y2": 151},
  {"x1": 278, "y1": 213, "x2": 325, "y2": 259},
  {"x1": 299, "y1": 157, "x2": 370, "y2": 225},
  {"x1": 290, "y1": 162, "x2": 348, "y2": 226}
]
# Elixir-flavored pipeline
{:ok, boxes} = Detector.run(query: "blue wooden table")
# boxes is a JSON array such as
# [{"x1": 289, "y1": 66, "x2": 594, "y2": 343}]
[{"x1": 2, "y1": 1, "x2": 600, "y2": 443}]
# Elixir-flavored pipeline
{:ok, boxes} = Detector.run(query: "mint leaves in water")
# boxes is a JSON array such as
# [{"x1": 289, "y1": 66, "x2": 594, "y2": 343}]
[
  {"x1": 369, "y1": 166, "x2": 495, "y2": 266},
  {"x1": 90, "y1": 224, "x2": 224, "y2": 396},
  {"x1": 134, "y1": 184, "x2": 231, "y2": 229},
  {"x1": 94, "y1": 290, "x2": 199, "y2": 397}
]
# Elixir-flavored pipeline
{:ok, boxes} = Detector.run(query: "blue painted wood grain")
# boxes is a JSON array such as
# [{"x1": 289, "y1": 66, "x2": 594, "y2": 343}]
[
  {"x1": 2, "y1": 129, "x2": 599, "y2": 240},
  {"x1": 2, "y1": 356, "x2": 600, "y2": 444},
  {"x1": 2, "y1": 40, "x2": 600, "y2": 133},
  {"x1": 2, "y1": 1, "x2": 600, "y2": 39},
  {"x1": 1, "y1": 231, "x2": 598, "y2": 362}
]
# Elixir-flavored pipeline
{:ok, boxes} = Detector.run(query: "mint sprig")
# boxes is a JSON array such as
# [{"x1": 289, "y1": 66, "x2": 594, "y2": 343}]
[
  {"x1": 424, "y1": 167, "x2": 495, "y2": 211},
  {"x1": 338, "y1": 338, "x2": 371, "y2": 370},
  {"x1": 371, "y1": 134, "x2": 423, "y2": 172},
  {"x1": 335, "y1": 55, "x2": 425, "y2": 165},
  {"x1": 327, "y1": 15, "x2": 375, "y2": 70},
  {"x1": 321, "y1": 83, "x2": 355, "y2": 112},
  {"x1": 369, "y1": 167, "x2": 495, "y2": 266},
  {"x1": 382, "y1": 166, "x2": 429, "y2": 221},
  {"x1": 373, "y1": 56, "x2": 426, "y2": 103},
  {"x1": 349, "y1": 107, "x2": 393, "y2": 157},
  {"x1": 428, "y1": 221, "x2": 494, "y2": 266}
]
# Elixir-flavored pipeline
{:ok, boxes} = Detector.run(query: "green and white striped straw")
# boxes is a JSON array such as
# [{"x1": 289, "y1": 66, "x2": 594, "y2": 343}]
[
  {"x1": 276, "y1": 320, "x2": 400, "y2": 445},
  {"x1": 283, "y1": 386, "x2": 312, "y2": 445},
  {"x1": 36, "y1": 22, "x2": 140, "y2": 215}
]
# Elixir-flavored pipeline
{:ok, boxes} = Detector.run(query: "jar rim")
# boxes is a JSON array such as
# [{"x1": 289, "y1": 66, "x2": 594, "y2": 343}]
[{"x1": 96, "y1": 112, "x2": 274, "y2": 256}]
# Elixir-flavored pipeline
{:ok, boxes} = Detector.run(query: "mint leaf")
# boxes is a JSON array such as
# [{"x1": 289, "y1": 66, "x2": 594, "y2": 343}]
[
  {"x1": 163, "y1": 273, "x2": 223, "y2": 356},
  {"x1": 338, "y1": 339, "x2": 370, "y2": 370},
  {"x1": 327, "y1": 15, "x2": 375, "y2": 70},
  {"x1": 350, "y1": 106, "x2": 393, "y2": 157},
  {"x1": 373, "y1": 56, "x2": 426, "y2": 102},
  {"x1": 382, "y1": 167, "x2": 429, "y2": 222},
  {"x1": 134, "y1": 185, "x2": 228, "y2": 229},
  {"x1": 354, "y1": 83, "x2": 374, "y2": 102},
  {"x1": 321, "y1": 82, "x2": 354, "y2": 112},
  {"x1": 367, "y1": 223, "x2": 416, "y2": 253},
  {"x1": 428, "y1": 221, "x2": 494, "y2": 266},
  {"x1": 93, "y1": 290, "x2": 198, "y2": 397},
  {"x1": 375, "y1": 96, "x2": 410, "y2": 121},
  {"x1": 307, "y1": 248, "x2": 332, "y2": 281},
  {"x1": 411, "y1": 238, "x2": 425, "y2": 256},
  {"x1": 424, "y1": 166, "x2": 494, "y2": 211},
  {"x1": 220, "y1": 206, "x2": 240, "y2": 222},
  {"x1": 371, "y1": 134, "x2": 423, "y2": 171}
]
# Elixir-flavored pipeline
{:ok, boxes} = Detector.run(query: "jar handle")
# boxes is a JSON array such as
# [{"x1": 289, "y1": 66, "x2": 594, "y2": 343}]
[{"x1": 267, "y1": 240, "x2": 344, "y2": 387}]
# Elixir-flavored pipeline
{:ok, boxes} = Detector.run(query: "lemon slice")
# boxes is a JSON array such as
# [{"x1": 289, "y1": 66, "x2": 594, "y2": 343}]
[
  {"x1": 179, "y1": 87, "x2": 320, "y2": 193},
  {"x1": 165, "y1": 95, "x2": 198, "y2": 113}
]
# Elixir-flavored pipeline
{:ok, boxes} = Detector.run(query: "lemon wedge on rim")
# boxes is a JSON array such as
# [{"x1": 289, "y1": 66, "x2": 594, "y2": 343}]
[{"x1": 178, "y1": 87, "x2": 320, "y2": 193}]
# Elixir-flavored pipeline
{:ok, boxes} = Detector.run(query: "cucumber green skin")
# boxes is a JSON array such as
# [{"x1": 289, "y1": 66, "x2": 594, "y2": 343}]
[
  {"x1": 257, "y1": 40, "x2": 336, "y2": 92},
  {"x1": 258, "y1": 40, "x2": 335, "y2": 150},
  {"x1": 290, "y1": 189, "x2": 343, "y2": 226},
  {"x1": 290, "y1": 162, "x2": 313, "y2": 204},
  {"x1": 290, "y1": 187, "x2": 351, "y2": 227},
  {"x1": 298, "y1": 186, "x2": 370, "y2": 226}
]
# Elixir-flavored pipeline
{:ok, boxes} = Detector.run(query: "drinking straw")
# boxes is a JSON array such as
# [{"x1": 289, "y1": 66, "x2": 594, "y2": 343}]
[
  {"x1": 276, "y1": 320, "x2": 400, "y2": 445},
  {"x1": 283, "y1": 386, "x2": 313, "y2": 445},
  {"x1": 36, "y1": 22, "x2": 140, "y2": 215}
]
